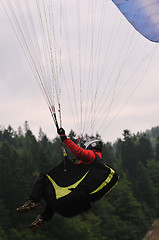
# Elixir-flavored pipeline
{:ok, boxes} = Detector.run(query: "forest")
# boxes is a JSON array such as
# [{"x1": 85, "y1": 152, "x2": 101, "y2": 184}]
[{"x1": 0, "y1": 122, "x2": 159, "y2": 240}]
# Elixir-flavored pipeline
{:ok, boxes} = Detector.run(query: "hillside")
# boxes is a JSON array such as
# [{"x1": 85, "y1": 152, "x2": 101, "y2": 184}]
[{"x1": 144, "y1": 219, "x2": 159, "y2": 240}]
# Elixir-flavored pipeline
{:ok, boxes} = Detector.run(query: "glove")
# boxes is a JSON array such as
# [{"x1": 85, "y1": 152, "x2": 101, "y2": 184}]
[
  {"x1": 57, "y1": 128, "x2": 67, "y2": 142},
  {"x1": 57, "y1": 128, "x2": 65, "y2": 135}
]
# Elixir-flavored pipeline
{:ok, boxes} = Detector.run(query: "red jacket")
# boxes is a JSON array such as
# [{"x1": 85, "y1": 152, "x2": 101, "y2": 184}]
[{"x1": 63, "y1": 138, "x2": 102, "y2": 165}]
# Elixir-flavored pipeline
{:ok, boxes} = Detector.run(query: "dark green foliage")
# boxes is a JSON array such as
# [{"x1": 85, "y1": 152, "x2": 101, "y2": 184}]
[
  {"x1": 0, "y1": 124, "x2": 159, "y2": 239},
  {"x1": 121, "y1": 130, "x2": 138, "y2": 180},
  {"x1": 136, "y1": 135, "x2": 153, "y2": 166},
  {"x1": 102, "y1": 142, "x2": 116, "y2": 167},
  {"x1": 155, "y1": 135, "x2": 159, "y2": 162}
]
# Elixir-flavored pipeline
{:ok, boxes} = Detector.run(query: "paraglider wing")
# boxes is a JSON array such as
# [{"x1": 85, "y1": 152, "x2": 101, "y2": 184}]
[{"x1": 112, "y1": 0, "x2": 159, "y2": 42}]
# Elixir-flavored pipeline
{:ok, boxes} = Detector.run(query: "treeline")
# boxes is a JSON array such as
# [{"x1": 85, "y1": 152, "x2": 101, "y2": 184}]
[{"x1": 0, "y1": 123, "x2": 159, "y2": 240}]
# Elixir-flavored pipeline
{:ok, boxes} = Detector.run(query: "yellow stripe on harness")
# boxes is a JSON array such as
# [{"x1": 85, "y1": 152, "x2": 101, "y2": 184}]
[
  {"x1": 90, "y1": 166, "x2": 115, "y2": 195},
  {"x1": 46, "y1": 170, "x2": 90, "y2": 199}
]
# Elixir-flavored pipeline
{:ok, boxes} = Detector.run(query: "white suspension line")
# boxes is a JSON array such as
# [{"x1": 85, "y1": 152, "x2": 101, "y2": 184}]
[
  {"x1": 98, "y1": 46, "x2": 157, "y2": 135},
  {"x1": 61, "y1": 1, "x2": 80, "y2": 134},
  {"x1": 83, "y1": 4, "x2": 119, "y2": 135},
  {"x1": 2, "y1": 0, "x2": 62, "y2": 128},
  {"x1": 82, "y1": 0, "x2": 109, "y2": 135}
]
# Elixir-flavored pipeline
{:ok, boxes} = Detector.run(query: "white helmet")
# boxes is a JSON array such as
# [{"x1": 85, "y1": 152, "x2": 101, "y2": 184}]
[{"x1": 84, "y1": 138, "x2": 102, "y2": 152}]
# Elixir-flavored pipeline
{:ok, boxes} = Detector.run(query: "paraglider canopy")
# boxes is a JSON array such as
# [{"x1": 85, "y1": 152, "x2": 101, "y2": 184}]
[{"x1": 112, "y1": 0, "x2": 159, "y2": 42}]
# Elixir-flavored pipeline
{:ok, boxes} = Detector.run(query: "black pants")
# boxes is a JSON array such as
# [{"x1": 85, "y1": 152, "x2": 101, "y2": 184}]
[{"x1": 29, "y1": 173, "x2": 55, "y2": 221}]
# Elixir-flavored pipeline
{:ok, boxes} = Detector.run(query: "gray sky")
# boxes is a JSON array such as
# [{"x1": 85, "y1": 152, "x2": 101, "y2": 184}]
[{"x1": 0, "y1": 0, "x2": 159, "y2": 143}]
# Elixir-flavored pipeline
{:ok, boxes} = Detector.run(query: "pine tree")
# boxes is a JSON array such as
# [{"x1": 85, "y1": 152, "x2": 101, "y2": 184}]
[
  {"x1": 134, "y1": 162, "x2": 157, "y2": 220},
  {"x1": 121, "y1": 130, "x2": 138, "y2": 180},
  {"x1": 136, "y1": 135, "x2": 153, "y2": 166},
  {"x1": 155, "y1": 135, "x2": 159, "y2": 162}
]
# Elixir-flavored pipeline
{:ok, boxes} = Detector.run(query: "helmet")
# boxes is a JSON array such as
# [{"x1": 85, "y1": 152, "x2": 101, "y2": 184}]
[{"x1": 84, "y1": 138, "x2": 102, "y2": 152}]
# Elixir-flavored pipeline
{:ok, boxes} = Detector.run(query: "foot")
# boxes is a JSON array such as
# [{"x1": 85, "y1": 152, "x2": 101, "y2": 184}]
[
  {"x1": 16, "y1": 200, "x2": 38, "y2": 213},
  {"x1": 29, "y1": 215, "x2": 44, "y2": 230}
]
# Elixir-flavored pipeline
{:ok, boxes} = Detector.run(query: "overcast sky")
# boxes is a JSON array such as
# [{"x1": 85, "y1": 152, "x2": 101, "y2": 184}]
[{"x1": 0, "y1": 1, "x2": 159, "y2": 143}]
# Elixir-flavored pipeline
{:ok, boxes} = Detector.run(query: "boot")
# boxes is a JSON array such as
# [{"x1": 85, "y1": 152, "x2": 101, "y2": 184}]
[
  {"x1": 16, "y1": 200, "x2": 38, "y2": 213},
  {"x1": 29, "y1": 214, "x2": 44, "y2": 230}
]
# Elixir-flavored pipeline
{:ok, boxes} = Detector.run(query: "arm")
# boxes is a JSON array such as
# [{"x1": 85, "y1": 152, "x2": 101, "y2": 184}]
[
  {"x1": 64, "y1": 138, "x2": 95, "y2": 164},
  {"x1": 57, "y1": 128, "x2": 96, "y2": 164}
]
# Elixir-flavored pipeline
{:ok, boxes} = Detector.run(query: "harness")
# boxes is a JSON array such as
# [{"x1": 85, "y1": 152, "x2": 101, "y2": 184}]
[
  {"x1": 46, "y1": 154, "x2": 118, "y2": 201},
  {"x1": 45, "y1": 155, "x2": 118, "y2": 217}
]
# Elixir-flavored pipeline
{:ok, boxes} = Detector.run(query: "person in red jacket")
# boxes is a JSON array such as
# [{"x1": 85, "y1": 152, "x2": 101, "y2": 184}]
[
  {"x1": 58, "y1": 128, "x2": 102, "y2": 165},
  {"x1": 16, "y1": 128, "x2": 118, "y2": 230}
]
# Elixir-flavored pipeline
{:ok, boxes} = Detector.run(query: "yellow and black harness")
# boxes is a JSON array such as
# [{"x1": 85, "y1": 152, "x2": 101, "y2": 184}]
[{"x1": 46, "y1": 154, "x2": 118, "y2": 217}]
